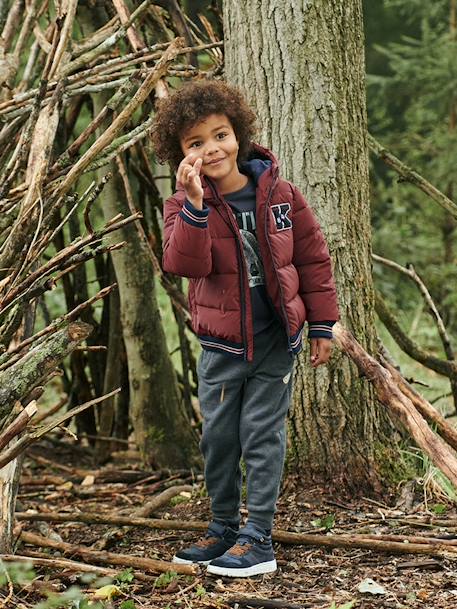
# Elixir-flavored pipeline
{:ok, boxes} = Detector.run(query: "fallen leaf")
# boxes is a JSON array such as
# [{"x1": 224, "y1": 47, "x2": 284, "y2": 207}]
[
  {"x1": 81, "y1": 475, "x2": 95, "y2": 486},
  {"x1": 358, "y1": 578, "x2": 386, "y2": 595},
  {"x1": 93, "y1": 584, "x2": 122, "y2": 600}
]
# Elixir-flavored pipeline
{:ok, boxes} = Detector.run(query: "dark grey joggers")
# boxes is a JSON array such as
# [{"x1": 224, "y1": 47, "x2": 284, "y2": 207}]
[{"x1": 197, "y1": 321, "x2": 295, "y2": 530}]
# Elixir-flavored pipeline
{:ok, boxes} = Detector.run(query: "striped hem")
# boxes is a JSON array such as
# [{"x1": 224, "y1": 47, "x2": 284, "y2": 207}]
[
  {"x1": 290, "y1": 325, "x2": 304, "y2": 355},
  {"x1": 179, "y1": 200, "x2": 209, "y2": 228},
  {"x1": 308, "y1": 321, "x2": 335, "y2": 340},
  {"x1": 199, "y1": 335, "x2": 245, "y2": 359}
]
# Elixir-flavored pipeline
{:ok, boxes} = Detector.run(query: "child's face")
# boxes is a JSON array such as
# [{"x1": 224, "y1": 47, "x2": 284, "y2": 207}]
[{"x1": 180, "y1": 113, "x2": 240, "y2": 188}]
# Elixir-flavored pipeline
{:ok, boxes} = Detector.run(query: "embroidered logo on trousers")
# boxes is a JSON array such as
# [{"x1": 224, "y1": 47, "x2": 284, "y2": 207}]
[
  {"x1": 271, "y1": 203, "x2": 292, "y2": 231},
  {"x1": 283, "y1": 372, "x2": 291, "y2": 384}
]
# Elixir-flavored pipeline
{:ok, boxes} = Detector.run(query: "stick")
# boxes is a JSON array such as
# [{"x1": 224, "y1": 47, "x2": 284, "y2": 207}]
[
  {"x1": 32, "y1": 396, "x2": 67, "y2": 425},
  {"x1": 0, "y1": 322, "x2": 92, "y2": 419},
  {"x1": 15, "y1": 513, "x2": 457, "y2": 558},
  {"x1": 373, "y1": 254, "x2": 455, "y2": 360},
  {"x1": 380, "y1": 354, "x2": 457, "y2": 453},
  {"x1": 333, "y1": 322, "x2": 457, "y2": 490},
  {"x1": 375, "y1": 290, "x2": 457, "y2": 380},
  {"x1": 368, "y1": 133, "x2": 457, "y2": 220},
  {"x1": 55, "y1": 37, "x2": 184, "y2": 200},
  {"x1": 19, "y1": 530, "x2": 196, "y2": 575},
  {"x1": 226, "y1": 597, "x2": 313, "y2": 609},
  {"x1": 0, "y1": 402, "x2": 37, "y2": 451},
  {"x1": 0, "y1": 552, "x2": 156, "y2": 582},
  {"x1": 0, "y1": 389, "x2": 120, "y2": 469}
]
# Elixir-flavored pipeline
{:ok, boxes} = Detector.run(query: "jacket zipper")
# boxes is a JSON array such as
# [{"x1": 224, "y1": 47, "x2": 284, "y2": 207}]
[
  {"x1": 207, "y1": 182, "x2": 250, "y2": 361},
  {"x1": 264, "y1": 169, "x2": 292, "y2": 353}
]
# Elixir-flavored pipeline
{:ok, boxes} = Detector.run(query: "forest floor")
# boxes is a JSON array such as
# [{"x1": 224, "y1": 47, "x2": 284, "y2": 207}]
[{"x1": 5, "y1": 437, "x2": 457, "y2": 609}]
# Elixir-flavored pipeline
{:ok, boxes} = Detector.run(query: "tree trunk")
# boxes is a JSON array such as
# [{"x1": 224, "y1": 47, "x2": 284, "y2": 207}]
[
  {"x1": 95, "y1": 260, "x2": 123, "y2": 462},
  {"x1": 224, "y1": 0, "x2": 397, "y2": 490},
  {"x1": 77, "y1": 5, "x2": 199, "y2": 467}
]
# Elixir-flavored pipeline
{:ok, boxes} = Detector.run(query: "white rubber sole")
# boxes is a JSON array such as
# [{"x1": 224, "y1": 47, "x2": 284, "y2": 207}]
[
  {"x1": 207, "y1": 558, "x2": 277, "y2": 577},
  {"x1": 172, "y1": 555, "x2": 211, "y2": 566}
]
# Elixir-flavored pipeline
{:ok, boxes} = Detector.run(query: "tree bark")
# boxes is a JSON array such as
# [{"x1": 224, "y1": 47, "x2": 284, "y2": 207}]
[
  {"x1": 0, "y1": 322, "x2": 92, "y2": 421},
  {"x1": 223, "y1": 0, "x2": 397, "y2": 489}
]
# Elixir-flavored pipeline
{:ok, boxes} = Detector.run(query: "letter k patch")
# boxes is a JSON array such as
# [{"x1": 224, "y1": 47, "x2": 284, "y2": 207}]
[{"x1": 271, "y1": 203, "x2": 292, "y2": 231}]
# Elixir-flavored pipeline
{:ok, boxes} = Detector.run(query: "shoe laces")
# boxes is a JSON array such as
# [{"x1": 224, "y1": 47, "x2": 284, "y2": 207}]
[
  {"x1": 228, "y1": 541, "x2": 253, "y2": 556},
  {"x1": 195, "y1": 536, "x2": 218, "y2": 548}
]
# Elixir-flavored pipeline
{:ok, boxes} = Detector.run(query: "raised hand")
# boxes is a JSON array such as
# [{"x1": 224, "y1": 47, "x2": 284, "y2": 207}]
[{"x1": 176, "y1": 154, "x2": 204, "y2": 209}]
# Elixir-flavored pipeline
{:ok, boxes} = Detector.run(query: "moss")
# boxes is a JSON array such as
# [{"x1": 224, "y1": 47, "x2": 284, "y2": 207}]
[
  {"x1": 145, "y1": 425, "x2": 166, "y2": 444},
  {"x1": 373, "y1": 440, "x2": 415, "y2": 487}
]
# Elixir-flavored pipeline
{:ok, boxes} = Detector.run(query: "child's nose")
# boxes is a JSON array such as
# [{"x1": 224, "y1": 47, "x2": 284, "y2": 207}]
[{"x1": 204, "y1": 140, "x2": 220, "y2": 155}]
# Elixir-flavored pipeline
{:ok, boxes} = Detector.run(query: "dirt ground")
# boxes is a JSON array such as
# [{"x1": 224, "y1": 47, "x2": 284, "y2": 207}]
[{"x1": 5, "y1": 438, "x2": 457, "y2": 609}]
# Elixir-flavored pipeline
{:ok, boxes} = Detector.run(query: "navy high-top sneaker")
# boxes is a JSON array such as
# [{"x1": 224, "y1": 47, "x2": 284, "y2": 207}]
[
  {"x1": 172, "y1": 521, "x2": 238, "y2": 566},
  {"x1": 207, "y1": 524, "x2": 276, "y2": 577}
]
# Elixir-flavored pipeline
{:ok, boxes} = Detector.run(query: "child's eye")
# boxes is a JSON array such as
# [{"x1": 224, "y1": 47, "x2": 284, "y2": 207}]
[
  {"x1": 189, "y1": 141, "x2": 201, "y2": 148},
  {"x1": 216, "y1": 132, "x2": 228, "y2": 140}
]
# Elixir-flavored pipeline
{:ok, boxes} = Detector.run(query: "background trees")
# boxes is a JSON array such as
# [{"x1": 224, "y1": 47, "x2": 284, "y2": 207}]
[{"x1": 365, "y1": 0, "x2": 457, "y2": 422}]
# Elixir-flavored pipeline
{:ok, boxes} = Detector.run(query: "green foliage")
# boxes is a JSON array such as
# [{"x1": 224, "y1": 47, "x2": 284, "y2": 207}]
[
  {"x1": 153, "y1": 571, "x2": 178, "y2": 589},
  {"x1": 311, "y1": 514, "x2": 335, "y2": 531},
  {"x1": 0, "y1": 561, "x2": 35, "y2": 586},
  {"x1": 401, "y1": 446, "x2": 457, "y2": 502},
  {"x1": 116, "y1": 568, "x2": 135, "y2": 584},
  {"x1": 373, "y1": 439, "x2": 415, "y2": 486},
  {"x1": 170, "y1": 494, "x2": 190, "y2": 506},
  {"x1": 32, "y1": 586, "x2": 104, "y2": 609},
  {"x1": 120, "y1": 601, "x2": 136, "y2": 609},
  {"x1": 195, "y1": 584, "x2": 207, "y2": 598}
]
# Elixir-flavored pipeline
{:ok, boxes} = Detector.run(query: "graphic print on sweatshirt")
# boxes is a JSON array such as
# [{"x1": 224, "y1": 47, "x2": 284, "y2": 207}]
[
  {"x1": 229, "y1": 204, "x2": 265, "y2": 288},
  {"x1": 240, "y1": 228, "x2": 265, "y2": 288},
  {"x1": 224, "y1": 176, "x2": 276, "y2": 334}
]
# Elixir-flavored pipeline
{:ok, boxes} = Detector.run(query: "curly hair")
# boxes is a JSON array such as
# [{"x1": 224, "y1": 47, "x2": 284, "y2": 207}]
[{"x1": 152, "y1": 80, "x2": 257, "y2": 169}]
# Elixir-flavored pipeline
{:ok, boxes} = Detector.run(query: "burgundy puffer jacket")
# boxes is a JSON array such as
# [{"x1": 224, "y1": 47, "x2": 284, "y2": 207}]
[{"x1": 162, "y1": 144, "x2": 339, "y2": 361}]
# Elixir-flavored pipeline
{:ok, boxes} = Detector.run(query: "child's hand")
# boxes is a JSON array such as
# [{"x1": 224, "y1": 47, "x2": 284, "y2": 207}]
[
  {"x1": 310, "y1": 337, "x2": 332, "y2": 368},
  {"x1": 177, "y1": 153, "x2": 204, "y2": 209}
]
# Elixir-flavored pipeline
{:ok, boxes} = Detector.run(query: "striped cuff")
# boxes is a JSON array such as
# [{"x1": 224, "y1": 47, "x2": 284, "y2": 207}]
[
  {"x1": 308, "y1": 321, "x2": 335, "y2": 340},
  {"x1": 178, "y1": 199, "x2": 210, "y2": 228}
]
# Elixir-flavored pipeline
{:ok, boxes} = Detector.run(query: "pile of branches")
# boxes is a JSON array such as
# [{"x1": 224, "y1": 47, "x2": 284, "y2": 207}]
[{"x1": 0, "y1": 0, "x2": 222, "y2": 551}]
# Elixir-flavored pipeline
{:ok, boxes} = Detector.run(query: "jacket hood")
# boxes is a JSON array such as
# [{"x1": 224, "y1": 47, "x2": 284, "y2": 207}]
[{"x1": 175, "y1": 143, "x2": 279, "y2": 201}]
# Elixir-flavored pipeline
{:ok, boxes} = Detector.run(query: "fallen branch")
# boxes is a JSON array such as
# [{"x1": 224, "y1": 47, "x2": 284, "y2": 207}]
[
  {"x1": 0, "y1": 285, "x2": 117, "y2": 372},
  {"x1": 226, "y1": 597, "x2": 315, "y2": 609},
  {"x1": 32, "y1": 396, "x2": 67, "y2": 425},
  {"x1": 134, "y1": 485, "x2": 194, "y2": 518},
  {"x1": 55, "y1": 37, "x2": 184, "y2": 200},
  {"x1": 19, "y1": 530, "x2": 197, "y2": 575},
  {"x1": 15, "y1": 512, "x2": 457, "y2": 559},
  {"x1": 92, "y1": 484, "x2": 193, "y2": 551},
  {"x1": 333, "y1": 322, "x2": 457, "y2": 490},
  {"x1": 379, "y1": 353, "x2": 457, "y2": 453},
  {"x1": 0, "y1": 552, "x2": 156, "y2": 582},
  {"x1": 373, "y1": 255, "x2": 455, "y2": 359},
  {"x1": 374, "y1": 254, "x2": 457, "y2": 413}
]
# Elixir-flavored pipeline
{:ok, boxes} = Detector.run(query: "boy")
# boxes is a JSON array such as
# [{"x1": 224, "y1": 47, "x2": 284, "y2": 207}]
[{"x1": 153, "y1": 80, "x2": 339, "y2": 577}]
